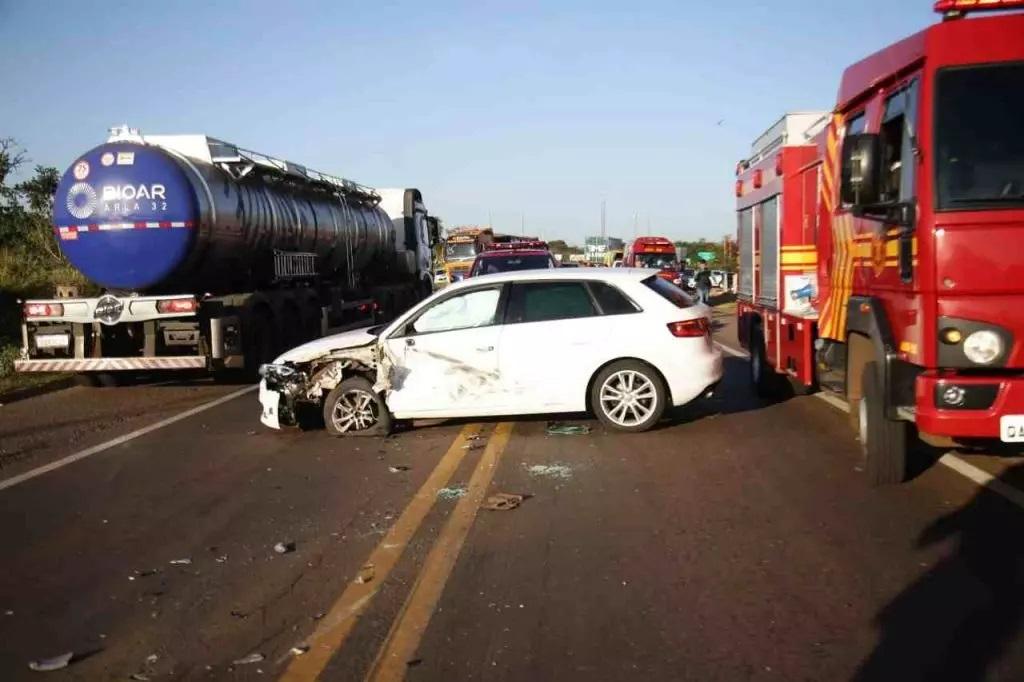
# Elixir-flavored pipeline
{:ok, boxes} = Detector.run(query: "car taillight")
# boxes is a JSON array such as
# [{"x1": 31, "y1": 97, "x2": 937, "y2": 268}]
[
  {"x1": 24, "y1": 302, "x2": 64, "y2": 317},
  {"x1": 667, "y1": 319, "x2": 709, "y2": 338},
  {"x1": 157, "y1": 298, "x2": 197, "y2": 314}
]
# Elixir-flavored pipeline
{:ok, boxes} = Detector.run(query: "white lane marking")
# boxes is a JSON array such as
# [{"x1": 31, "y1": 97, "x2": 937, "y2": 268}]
[
  {"x1": 0, "y1": 385, "x2": 257, "y2": 492},
  {"x1": 715, "y1": 341, "x2": 1024, "y2": 510},
  {"x1": 814, "y1": 391, "x2": 851, "y2": 414},
  {"x1": 938, "y1": 454, "x2": 1024, "y2": 510},
  {"x1": 715, "y1": 341, "x2": 748, "y2": 358}
]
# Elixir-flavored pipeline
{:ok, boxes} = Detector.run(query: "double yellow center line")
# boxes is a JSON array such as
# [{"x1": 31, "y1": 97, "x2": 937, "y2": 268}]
[{"x1": 280, "y1": 421, "x2": 515, "y2": 681}]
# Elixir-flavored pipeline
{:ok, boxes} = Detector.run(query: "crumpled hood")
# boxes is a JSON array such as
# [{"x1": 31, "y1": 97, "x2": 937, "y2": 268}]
[{"x1": 273, "y1": 326, "x2": 379, "y2": 364}]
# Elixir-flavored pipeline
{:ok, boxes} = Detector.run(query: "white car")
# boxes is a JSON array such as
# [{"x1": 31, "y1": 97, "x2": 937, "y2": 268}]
[{"x1": 259, "y1": 269, "x2": 722, "y2": 435}]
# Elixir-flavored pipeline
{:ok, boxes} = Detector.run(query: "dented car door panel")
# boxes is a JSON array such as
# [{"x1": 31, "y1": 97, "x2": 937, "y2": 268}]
[{"x1": 382, "y1": 284, "x2": 508, "y2": 418}]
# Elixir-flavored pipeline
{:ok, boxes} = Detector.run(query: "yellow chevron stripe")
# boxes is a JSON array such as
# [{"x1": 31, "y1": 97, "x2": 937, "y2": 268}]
[
  {"x1": 781, "y1": 245, "x2": 817, "y2": 251},
  {"x1": 781, "y1": 253, "x2": 819, "y2": 265}
]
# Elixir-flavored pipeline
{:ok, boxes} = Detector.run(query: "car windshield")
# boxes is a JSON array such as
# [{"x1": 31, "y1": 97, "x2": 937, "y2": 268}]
[
  {"x1": 635, "y1": 253, "x2": 675, "y2": 269},
  {"x1": 471, "y1": 254, "x2": 553, "y2": 276},
  {"x1": 445, "y1": 243, "x2": 477, "y2": 260},
  {"x1": 935, "y1": 63, "x2": 1024, "y2": 210},
  {"x1": 643, "y1": 275, "x2": 694, "y2": 307}
]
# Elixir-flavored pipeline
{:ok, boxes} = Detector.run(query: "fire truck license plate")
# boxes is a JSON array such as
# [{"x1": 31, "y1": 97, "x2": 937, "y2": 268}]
[{"x1": 1000, "y1": 416, "x2": 1024, "y2": 443}]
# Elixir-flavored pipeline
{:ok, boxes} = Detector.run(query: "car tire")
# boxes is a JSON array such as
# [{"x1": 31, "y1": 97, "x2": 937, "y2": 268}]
[
  {"x1": 590, "y1": 360, "x2": 667, "y2": 433},
  {"x1": 860, "y1": 362, "x2": 910, "y2": 486},
  {"x1": 323, "y1": 376, "x2": 393, "y2": 438}
]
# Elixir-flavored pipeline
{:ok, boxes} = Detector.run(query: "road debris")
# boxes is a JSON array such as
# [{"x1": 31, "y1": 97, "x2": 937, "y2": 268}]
[
  {"x1": 437, "y1": 486, "x2": 467, "y2": 500},
  {"x1": 461, "y1": 441, "x2": 485, "y2": 450},
  {"x1": 355, "y1": 563, "x2": 376, "y2": 584},
  {"x1": 168, "y1": 558, "x2": 192, "y2": 565},
  {"x1": 482, "y1": 493, "x2": 527, "y2": 511},
  {"x1": 290, "y1": 645, "x2": 310, "y2": 656},
  {"x1": 274, "y1": 541, "x2": 296, "y2": 554},
  {"x1": 215, "y1": 555, "x2": 229, "y2": 563},
  {"x1": 312, "y1": 612, "x2": 326, "y2": 620},
  {"x1": 129, "y1": 674, "x2": 150, "y2": 681},
  {"x1": 526, "y1": 463, "x2": 573, "y2": 480},
  {"x1": 230, "y1": 610, "x2": 249, "y2": 619},
  {"x1": 145, "y1": 654, "x2": 158, "y2": 664},
  {"x1": 546, "y1": 422, "x2": 591, "y2": 436},
  {"x1": 28, "y1": 651, "x2": 73, "y2": 672},
  {"x1": 129, "y1": 568, "x2": 159, "y2": 581},
  {"x1": 232, "y1": 652, "x2": 265, "y2": 665},
  {"x1": 388, "y1": 465, "x2": 411, "y2": 473}
]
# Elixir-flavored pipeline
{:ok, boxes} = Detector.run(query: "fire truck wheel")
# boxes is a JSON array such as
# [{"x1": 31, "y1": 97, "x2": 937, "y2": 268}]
[
  {"x1": 590, "y1": 360, "x2": 667, "y2": 432},
  {"x1": 323, "y1": 376, "x2": 394, "y2": 438},
  {"x1": 749, "y1": 328, "x2": 783, "y2": 399},
  {"x1": 860, "y1": 362, "x2": 910, "y2": 486}
]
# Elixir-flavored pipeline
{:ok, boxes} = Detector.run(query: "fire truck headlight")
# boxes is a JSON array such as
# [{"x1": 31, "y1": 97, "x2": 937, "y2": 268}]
[{"x1": 963, "y1": 330, "x2": 1003, "y2": 365}]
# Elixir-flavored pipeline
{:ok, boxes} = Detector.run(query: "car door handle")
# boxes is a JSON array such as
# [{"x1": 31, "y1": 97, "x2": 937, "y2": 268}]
[{"x1": 476, "y1": 345, "x2": 494, "y2": 352}]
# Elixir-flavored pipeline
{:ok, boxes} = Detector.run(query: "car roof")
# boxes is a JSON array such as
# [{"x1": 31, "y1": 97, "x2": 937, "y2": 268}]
[{"x1": 447, "y1": 266, "x2": 658, "y2": 290}]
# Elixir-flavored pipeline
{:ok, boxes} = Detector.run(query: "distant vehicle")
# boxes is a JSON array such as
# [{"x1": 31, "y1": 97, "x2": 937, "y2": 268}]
[
  {"x1": 259, "y1": 269, "x2": 723, "y2": 436},
  {"x1": 433, "y1": 268, "x2": 449, "y2": 287},
  {"x1": 467, "y1": 241, "x2": 556, "y2": 278},
  {"x1": 623, "y1": 237, "x2": 684, "y2": 287},
  {"x1": 443, "y1": 226, "x2": 494, "y2": 282},
  {"x1": 16, "y1": 126, "x2": 439, "y2": 380},
  {"x1": 612, "y1": 260, "x2": 623, "y2": 268},
  {"x1": 560, "y1": 262, "x2": 580, "y2": 268}
]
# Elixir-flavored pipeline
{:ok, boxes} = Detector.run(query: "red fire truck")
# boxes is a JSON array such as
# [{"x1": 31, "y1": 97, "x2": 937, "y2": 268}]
[
  {"x1": 624, "y1": 237, "x2": 684, "y2": 286},
  {"x1": 736, "y1": 0, "x2": 1024, "y2": 485}
]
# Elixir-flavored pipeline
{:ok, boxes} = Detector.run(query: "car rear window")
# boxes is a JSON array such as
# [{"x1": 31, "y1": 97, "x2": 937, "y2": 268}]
[
  {"x1": 643, "y1": 275, "x2": 694, "y2": 307},
  {"x1": 472, "y1": 254, "x2": 554, "y2": 276},
  {"x1": 588, "y1": 281, "x2": 640, "y2": 315},
  {"x1": 506, "y1": 282, "x2": 597, "y2": 323}
]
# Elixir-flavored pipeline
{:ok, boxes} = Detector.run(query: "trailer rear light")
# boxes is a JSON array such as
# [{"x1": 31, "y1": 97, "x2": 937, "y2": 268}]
[
  {"x1": 24, "y1": 303, "x2": 64, "y2": 317},
  {"x1": 934, "y1": 0, "x2": 1024, "y2": 13},
  {"x1": 156, "y1": 297, "x2": 197, "y2": 314},
  {"x1": 667, "y1": 319, "x2": 710, "y2": 338},
  {"x1": 753, "y1": 169, "x2": 763, "y2": 189}
]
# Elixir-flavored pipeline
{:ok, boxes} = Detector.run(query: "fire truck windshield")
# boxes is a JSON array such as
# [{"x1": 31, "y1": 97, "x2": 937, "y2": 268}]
[
  {"x1": 935, "y1": 63, "x2": 1024, "y2": 210},
  {"x1": 635, "y1": 253, "x2": 675, "y2": 269},
  {"x1": 446, "y1": 243, "x2": 478, "y2": 260}
]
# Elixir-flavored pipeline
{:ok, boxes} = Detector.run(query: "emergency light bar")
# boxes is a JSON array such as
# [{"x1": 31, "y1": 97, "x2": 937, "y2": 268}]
[
  {"x1": 485, "y1": 240, "x2": 548, "y2": 251},
  {"x1": 934, "y1": 0, "x2": 1024, "y2": 13}
]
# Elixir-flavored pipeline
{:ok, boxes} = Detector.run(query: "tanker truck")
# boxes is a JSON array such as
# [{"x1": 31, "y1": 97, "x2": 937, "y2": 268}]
[{"x1": 14, "y1": 126, "x2": 440, "y2": 380}]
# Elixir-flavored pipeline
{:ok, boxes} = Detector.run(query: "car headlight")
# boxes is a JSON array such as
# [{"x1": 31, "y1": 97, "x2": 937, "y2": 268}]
[{"x1": 963, "y1": 330, "x2": 1003, "y2": 365}]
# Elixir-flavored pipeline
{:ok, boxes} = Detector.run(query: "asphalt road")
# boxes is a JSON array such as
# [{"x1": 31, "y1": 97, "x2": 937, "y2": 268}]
[{"x1": 3, "y1": 303, "x2": 1024, "y2": 681}]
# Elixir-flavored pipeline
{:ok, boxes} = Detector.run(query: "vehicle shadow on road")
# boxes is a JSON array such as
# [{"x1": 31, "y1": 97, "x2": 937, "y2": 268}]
[
  {"x1": 853, "y1": 462, "x2": 1024, "y2": 681},
  {"x1": 663, "y1": 356, "x2": 787, "y2": 428}
]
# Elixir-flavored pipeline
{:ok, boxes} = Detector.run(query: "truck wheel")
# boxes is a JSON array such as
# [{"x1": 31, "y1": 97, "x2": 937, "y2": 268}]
[
  {"x1": 323, "y1": 376, "x2": 393, "y2": 437},
  {"x1": 590, "y1": 360, "x2": 667, "y2": 432},
  {"x1": 244, "y1": 310, "x2": 277, "y2": 377},
  {"x1": 859, "y1": 362, "x2": 910, "y2": 486},
  {"x1": 749, "y1": 326, "x2": 783, "y2": 399}
]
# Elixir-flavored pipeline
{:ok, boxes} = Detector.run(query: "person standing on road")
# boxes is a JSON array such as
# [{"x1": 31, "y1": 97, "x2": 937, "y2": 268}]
[{"x1": 695, "y1": 260, "x2": 712, "y2": 305}]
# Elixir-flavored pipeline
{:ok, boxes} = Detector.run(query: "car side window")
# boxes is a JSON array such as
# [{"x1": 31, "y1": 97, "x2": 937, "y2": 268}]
[
  {"x1": 506, "y1": 282, "x2": 597, "y2": 324},
  {"x1": 409, "y1": 287, "x2": 501, "y2": 334},
  {"x1": 587, "y1": 281, "x2": 640, "y2": 315}
]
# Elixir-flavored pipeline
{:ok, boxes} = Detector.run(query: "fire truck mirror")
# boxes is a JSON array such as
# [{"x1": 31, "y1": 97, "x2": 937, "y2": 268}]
[{"x1": 840, "y1": 133, "x2": 882, "y2": 209}]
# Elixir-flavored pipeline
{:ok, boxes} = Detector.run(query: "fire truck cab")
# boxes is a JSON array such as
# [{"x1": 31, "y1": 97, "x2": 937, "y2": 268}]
[
  {"x1": 624, "y1": 237, "x2": 684, "y2": 286},
  {"x1": 737, "y1": 0, "x2": 1024, "y2": 485}
]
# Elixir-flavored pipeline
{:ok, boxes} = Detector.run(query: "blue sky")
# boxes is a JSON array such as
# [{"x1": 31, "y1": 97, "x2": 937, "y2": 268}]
[{"x1": 0, "y1": 0, "x2": 933, "y2": 243}]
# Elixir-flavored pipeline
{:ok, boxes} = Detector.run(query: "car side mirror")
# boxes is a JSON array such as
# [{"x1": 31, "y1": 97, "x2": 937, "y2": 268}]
[{"x1": 840, "y1": 133, "x2": 881, "y2": 207}]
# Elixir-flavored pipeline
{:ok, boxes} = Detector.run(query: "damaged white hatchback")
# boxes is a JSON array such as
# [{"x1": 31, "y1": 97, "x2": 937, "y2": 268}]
[{"x1": 258, "y1": 269, "x2": 723, "y2": 436}]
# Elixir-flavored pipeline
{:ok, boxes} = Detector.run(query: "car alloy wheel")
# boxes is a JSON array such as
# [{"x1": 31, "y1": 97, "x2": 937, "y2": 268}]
[
  {"x1": 599, "y1": 370, "x2": 658, "y2": 428},
  {"x1": 330, "y1": 388, "x2": 380, "y2": 433}
]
